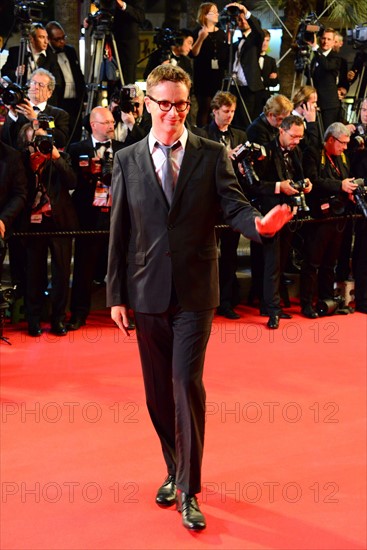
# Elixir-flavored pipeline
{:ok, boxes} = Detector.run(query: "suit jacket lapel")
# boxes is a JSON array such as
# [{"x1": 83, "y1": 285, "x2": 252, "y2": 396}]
[
  {"x1": 170, "y1": 132, "x2": 203, "y2": 211},
  {"x1": 134, "y1": 136, "x2": 170, "y2": 210}
]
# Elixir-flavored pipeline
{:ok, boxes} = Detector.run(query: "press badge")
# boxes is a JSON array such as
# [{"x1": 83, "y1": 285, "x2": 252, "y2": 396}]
[{"x1": 211, "y1": 58, "x2": 219, "y2": 69}]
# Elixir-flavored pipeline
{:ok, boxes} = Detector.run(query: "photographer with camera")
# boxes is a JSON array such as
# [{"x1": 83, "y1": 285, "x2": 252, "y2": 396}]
[
  {"x1": 239, "y1": 115, "x2": 311, "y2": 328},
  {"x1": 300, "y1": 122, "x2": 358, "y2": 318},
  {"x1": 109, "y1": 83, "x2": 150, "y2": 145},
  {"x1": 246, "y1": 93, "x2": 293, "y2": 145},
  {"x1": 1, "y1": 68, "x2": 69, "y2": 150},
  {"x1": 16, "y1": 121, "x2": 78, "y2": 337},
  {"x1": 143, "y1": 29, "x2": 194, "y2": 81},
  {"x1": 66, "y1": 106, "x2": 125, "y2": 331}
]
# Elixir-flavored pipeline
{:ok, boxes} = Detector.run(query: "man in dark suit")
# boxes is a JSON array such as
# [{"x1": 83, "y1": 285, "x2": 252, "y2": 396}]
[
  {"x1": 202, "y1": 90, "x2": 247, "y2": 319},
  {"x1": 1, "y1": 68, "x2": 69, "y2": 149},
  {"x1": 307, "y1": 28, "x2": 341, "y2": 133},
  {"x1": 0, "y1": 139, "x2": 27, "y2": 278},
  {"x1": 257, "y1": 30, "x2": 279, "y2": 114},
  {"x1": 107, "y1": 64, "x2": 293, "y2": 531},
  {"x1": 1, "y1": 23, "x2": 61, "y2": 105},
  {"x1": 243, "y1": 115, "x2": 312, "y2": 328},
  {"x1": 227, "y1": 2, "x2": 265, "y2": 129},
  {"x1": 46, "y1": 21, "x2": 86, "y2": 143},
  {"x1": 67, "y1": 107, "x2": 124, "y2": 331}
]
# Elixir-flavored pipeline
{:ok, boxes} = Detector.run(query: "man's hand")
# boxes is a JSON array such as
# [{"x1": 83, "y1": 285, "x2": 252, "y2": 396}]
[
  {"x1": 111, "y1": 305, "x2": 131, "y2": 336},
  {"x1": 255, "y1": 204, "x2": 294, "y2": 236},
  {"x1": 280, "y1": 179, "x2": 299, "y2": 196},
  {"x1": 15, "y1": 98, "x2": 39, "y2": 121},
  {"x1": 341, "y1": 178, "x2": 358, "y2": 194}
]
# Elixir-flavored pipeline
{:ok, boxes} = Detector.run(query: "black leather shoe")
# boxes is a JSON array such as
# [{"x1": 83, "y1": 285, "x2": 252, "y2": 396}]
[
  {"x1": 66, "y1": 316, "x2": 86, "y2": 331},
  {"x1": 177, "y1": 492, "x2": 206, "y2": 530},
  {"x1": 301, "y1": 305, "x2": 319, "y2": 319},
  {"x1": 51, "y1": 321, "x2": 67, "y2": 336},
  {"x1": 279, "y1": 311, "x2": 292, "y2": 319},
  {"x1": 267, "y1": 314, "x2": 279, "y2": 329},
  {"x1": 155, "y1": 475, "x2": 176, "y2": 507},
  {"x1": 28, "y1": 321, "x2": 42, "y2": 337},
  {"x1": 217, "y1": 306, "x2": 240, "y2": 319}
]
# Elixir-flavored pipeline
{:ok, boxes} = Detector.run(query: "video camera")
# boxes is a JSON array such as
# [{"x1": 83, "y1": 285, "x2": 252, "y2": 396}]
[
  {"x1": 153, "y1": 27, "x2": 184, "y2": 54},
  {"x1": 294, "y1": 13, "x2": 324, "y2": 72},
  {"x1": 87, "y1": 0, "x2": 115, "y2": 33},
  {"x1": 233, "y1": 142, "x2": 267, "y2": 187},
  {"x1": 218, "y1": 5, "x2": 241, "y2": 30},
  {"x1": 347, "y1": 24, "x2": 367, "y2": 49},
  {"x1": 0, "y1": 78, "x2": 27, "y2": 107},
  {"x1": 14, "y1": 0, "x2": 46, "y2": 25}
]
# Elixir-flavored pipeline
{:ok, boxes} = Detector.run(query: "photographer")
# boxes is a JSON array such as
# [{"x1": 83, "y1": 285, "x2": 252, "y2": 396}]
[
  {"x1": 291, "y1": 85, "x2": 321, "y2": 149},
  {"x1": 2, "y1": 68, "x2": 69, "y2": 150},
  {"x1": 240, "y1": 115, "x2": 312, "y2": 328},
  {"x1": 66, "y1": 107, "x2": 125, "y2": 331},
  {"x1": 300, "y1": 122, "x2": 358, "y2": 318},
  {"x1": 246, "y1": 94, "x2": 293, "y2": 145},
  {"x1": 109, "y1": 83, "x2": 150, "y2": 145},
  {"x1": 16, "y1": 122, "x2": 78, "y2": 337},
  {"x1": 228, "y1": 2, "x2": 265, "y2": 129},
  {"x1": 143, "y1": 29, "x2": 194, "y2": 81}
]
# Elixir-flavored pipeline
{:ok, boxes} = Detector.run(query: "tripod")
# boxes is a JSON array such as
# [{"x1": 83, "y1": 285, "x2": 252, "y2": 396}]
[
  {"x1": 221, "y1": 23, "x2": 252, "y2": 128},
  {"x1": 84, "y1": 23, "x2": 125, "y2": 120}
]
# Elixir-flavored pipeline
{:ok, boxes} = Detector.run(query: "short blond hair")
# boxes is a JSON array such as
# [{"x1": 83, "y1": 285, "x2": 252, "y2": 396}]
[{"x1": 146, "y1": 64, "x2": 191, "y2": 95}]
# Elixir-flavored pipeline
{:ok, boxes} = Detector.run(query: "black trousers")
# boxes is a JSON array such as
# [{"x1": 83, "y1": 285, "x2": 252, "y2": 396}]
[
  {"x1": 25, "y1": 221, "x2": 72, "y2": 322},
  {"x1": 218, "y1": 228, "x2": 240, "y2": 308},
  {"x1": 353, "y1": 219, "x2": 367, "y2": 311},
  {"x1": 134, "y1": 303, "x2": 214, "y2": 495},
  {"x1": 70, "y1": 234, "x2": 109, "y2": 319},
  {"x1": 300, "y1": 219, "x2": 345, "y2": 307}
]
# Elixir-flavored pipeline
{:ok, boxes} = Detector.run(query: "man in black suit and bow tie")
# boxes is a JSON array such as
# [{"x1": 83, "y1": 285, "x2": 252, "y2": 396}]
[
  {"x1": 67, "y1": 107, "x2": 124, "y2": 330},
  {"x1": 46, "y1": 21, "x2": 86, "y2": 143},
  {"x1": 107, "y1": 64, "x2": 293, "y2": 530},
  {"x1": 1, "y1": 68, "x2": 69, "y2": 149}
]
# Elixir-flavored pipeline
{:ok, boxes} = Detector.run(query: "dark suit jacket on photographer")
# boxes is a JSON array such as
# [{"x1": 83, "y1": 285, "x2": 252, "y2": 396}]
[{"x1": 0, "y1": 141, "x2": 28, "y2": 236}]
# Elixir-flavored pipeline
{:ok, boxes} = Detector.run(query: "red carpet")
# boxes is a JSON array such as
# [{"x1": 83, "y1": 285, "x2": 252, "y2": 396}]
[{"x1": 1, "y1": 306, "x2": 366, "y2": 549}]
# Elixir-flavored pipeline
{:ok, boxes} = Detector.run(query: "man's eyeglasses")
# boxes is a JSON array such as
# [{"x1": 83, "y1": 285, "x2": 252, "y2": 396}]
[
  {"x1": 28, "y1": 80, "x2": 49, "y2": 89},
  {"x1": 93, "y1": 120, "x2": 115, "y2": 126},
  {"x1": 52, "y1": 35, "x2": 67, "y2": 42},
  {"x1": 147, "y1": 96, "x2": 190, "y2": 113},
  {"x1": 284, "y1": 129, "x2": 304, "y2": 141},
  {"x1": 333, "y1": 136, "x2": 349, "y2": 145}
]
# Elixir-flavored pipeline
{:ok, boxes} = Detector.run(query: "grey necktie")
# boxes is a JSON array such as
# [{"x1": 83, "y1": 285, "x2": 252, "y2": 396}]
[{"x1": 156, "y1": 142, "x2": 179, "y2": 205}]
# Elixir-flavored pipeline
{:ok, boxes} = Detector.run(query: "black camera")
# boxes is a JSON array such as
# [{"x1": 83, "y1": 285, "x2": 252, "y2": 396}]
[
  {"x1": 0, "y1": 285, "x2": 17, "y2": 311},
  {"x1": 219, "y1": 5, "x2": 241, "y2": 29},
  {"x1": 288, "y1": 179, "x2": 311, "y2": 216},
  {"x1": 14, "y1": 0, "x2": 46, "y2": 24},
  {"x1": 79, "y1": 150, "x2": 113, "y2": 186},
  {"x1": 353, "y1": 178, "x2": 367, "y2": 218},
  {"x1": 34, "y1": 133, "x2": 53, "y2": 155},
  {"x1": 234, "y1": 141, "x2": 267, "y2": 187},
  {"x1": 87, "y1": 0, "x2": 115, "y2": 32},
  {"x1": 347, "y1": 24, "x2": 367, "y2": 48},
  {"x1": 153, "y1": 27, "x2": 184, "y2": 52},
  {"x1": 0, "y1": 79, "x2": 27, "y2": 106},
  {"x1": 111, "y1": 86, "x2": 139, "y2": 120}
]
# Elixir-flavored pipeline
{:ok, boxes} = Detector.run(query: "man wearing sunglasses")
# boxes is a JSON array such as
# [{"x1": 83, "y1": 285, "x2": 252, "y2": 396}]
[{"x1": 107, "y1": 64, "x2": 293, "y2": 531}]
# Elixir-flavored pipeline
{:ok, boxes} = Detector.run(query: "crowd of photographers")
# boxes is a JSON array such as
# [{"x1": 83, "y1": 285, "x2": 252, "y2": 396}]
[{"x1": 0, "y1": 0, "x2": 366, "y2": 337}]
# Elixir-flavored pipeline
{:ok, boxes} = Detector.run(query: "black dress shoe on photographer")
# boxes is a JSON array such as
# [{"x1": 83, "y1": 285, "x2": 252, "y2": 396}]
[
  {"x1": 177, "y1": 492, "x2": 206, "y2": 531},
  {"x1": 217, "y1": 306, "x2": 240, "y2": 319},
  {"x1": 279, "y1": 310, "x2": 292, "y2": 319},
  {"x1": 301, "y1": 305, "x2": 319, "y2": 319},
  {"x1": 51, "y1": 321, "x2": 67, "y2": 336},
  {"x1": 66, "y1": 316, "x2": 86, "y2": 331},
  {"x1": 28, "y1": 321, "x2": 42, "y2": 337},
  {"x1": 155, "y1": 475, "x2": 176, "y2": 507},
  {"x1": 267, "y1": 314, "x2": 279, "y2": 329}
]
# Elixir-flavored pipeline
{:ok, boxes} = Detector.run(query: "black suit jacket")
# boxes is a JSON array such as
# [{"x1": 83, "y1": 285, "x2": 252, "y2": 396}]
[
  {"x1": 309, "y1": 49, "x2": 341, "y2": 110},
  {"x1": 260, "y1": 54, "x2": 279, "y2": 89},
  {"x1": 106, "y1": 131, "x2": 263, "y2": 313},
  {"x1": 0, "y1": 141, "x2": 27, "y2": 233},
  {"x1": 68, "y1": 137, "x2": 125, "y2": 229},
  {"x1": 246, "y1": 112, "x2": 279, "y2": 145},
  {"x1": 234, "y1": 15, "x2": 265, "y2": 92},
  {"x1": 248, "y1": 138, "x2": 305, "y2": 214},
  {"x1": 1, "y1": 104, "x2": 70, "y2": 150},
  {"x1": 50, "y1": 44, "x2": 86, "y2": 103},
  {"x1": 202, "y1": 120, "x2": 247, "y2": 148}
]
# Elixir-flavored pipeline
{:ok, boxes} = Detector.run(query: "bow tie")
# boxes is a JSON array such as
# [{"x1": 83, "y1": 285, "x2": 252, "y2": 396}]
[{"x1": 95, "y1": 141, "x2": 111, "y2": 150}]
